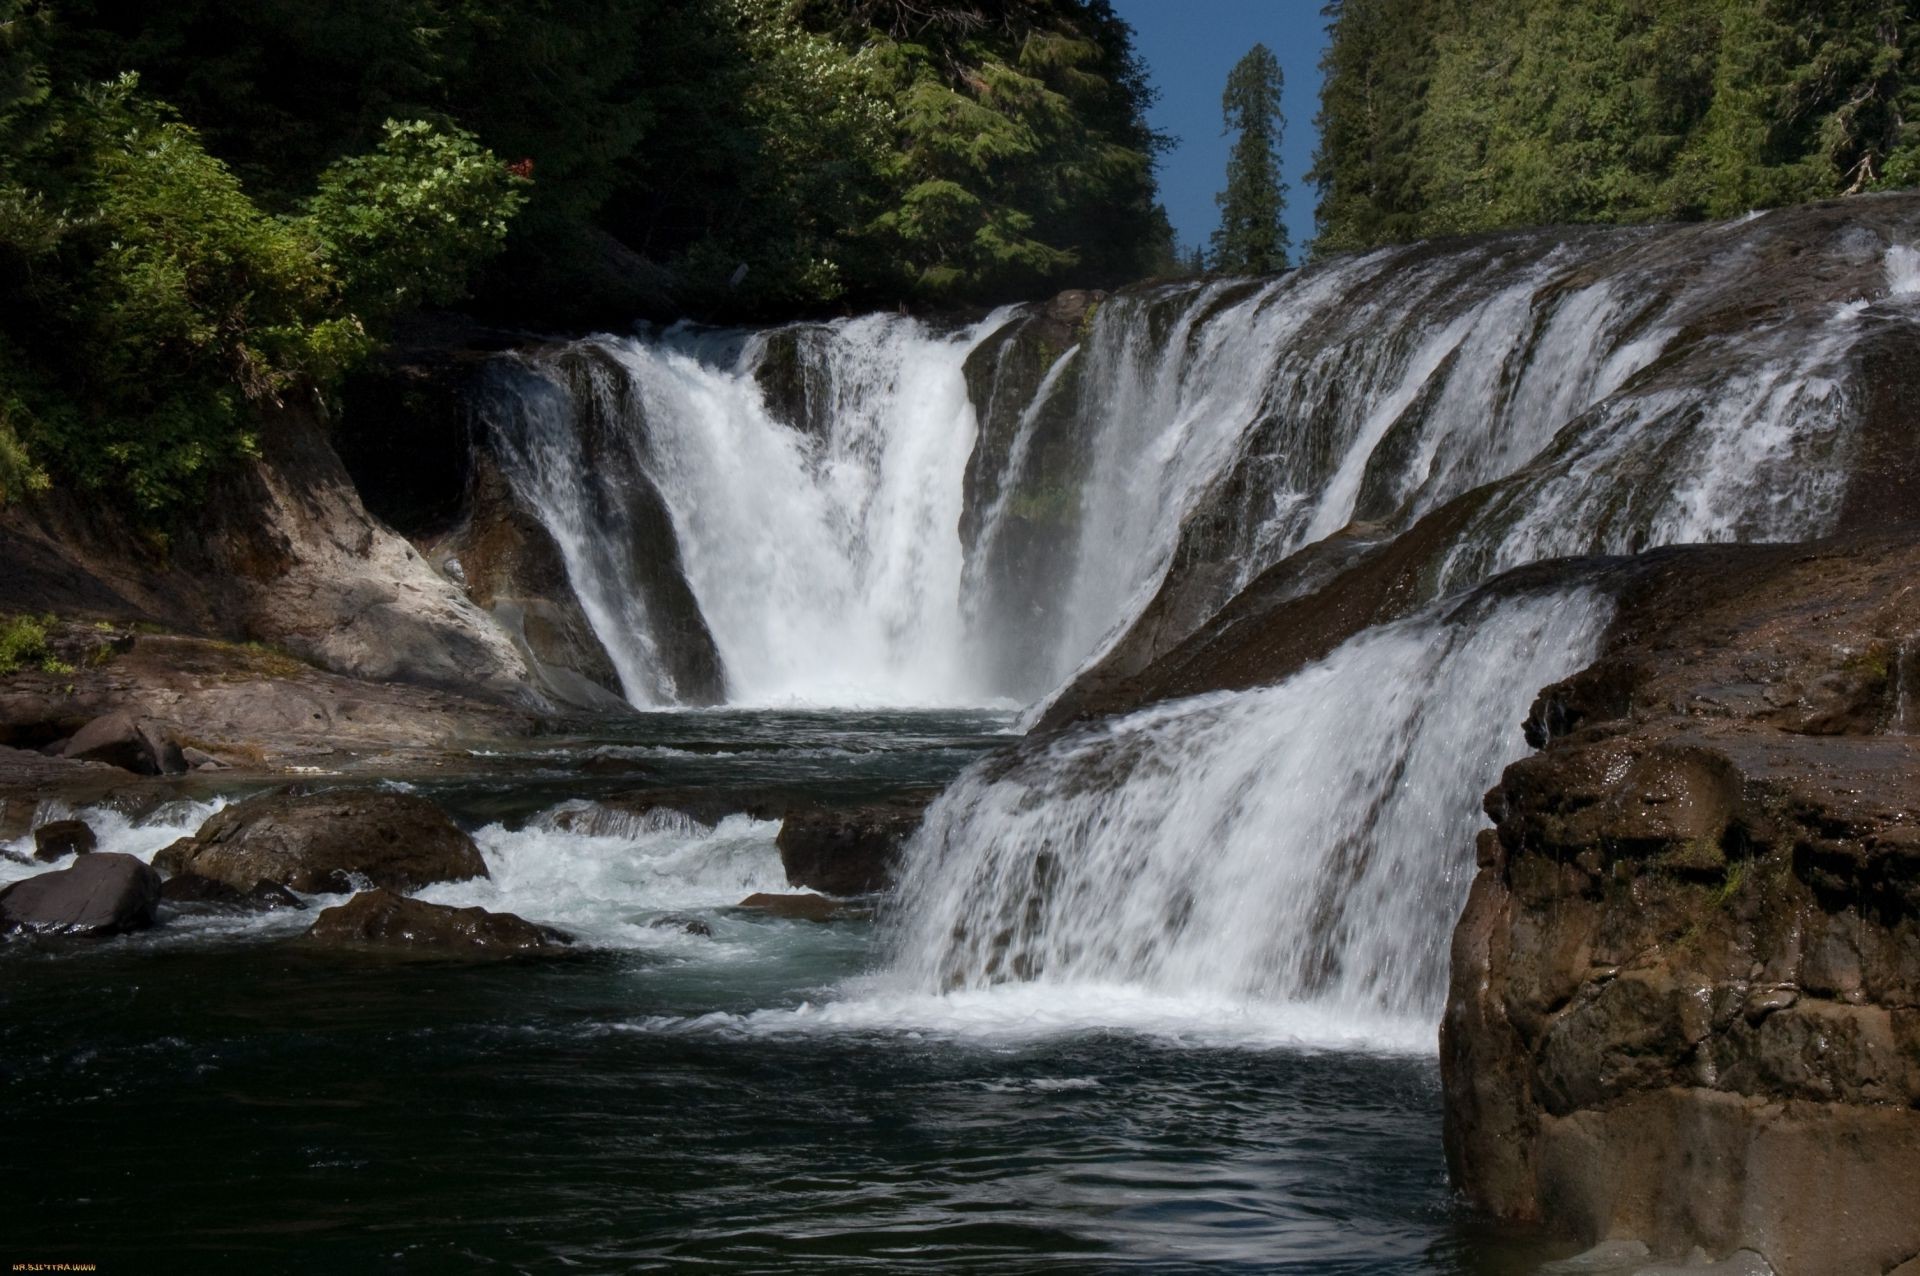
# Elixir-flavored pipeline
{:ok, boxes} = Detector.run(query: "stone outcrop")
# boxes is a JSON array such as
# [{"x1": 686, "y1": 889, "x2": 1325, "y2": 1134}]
[
  {"x1": 33, "y1": 818, "x2": 96, "y2": 862},
  {"x1": 426, "y1": 450, "x2": 629, "y2": 711},
  {"x1": 0, "y1": 626, "x2": 538, "y2": 785},
  {"x1": 161, "y1": 789, "x2": 488, "y2": 895},
  {"x1": 1443, "y1": 533, "x2": 1920, "y2": 1273},
  {"x1": 776, "y1": 790, "x2": 939, "y2": 896},
  {"x1": 0, "y1": 852, "x2": 161, "y2": 937},
  {"x1": 300, "y1": 888, "x2": 569, "y2": 954},
  {"x1": 0, "y1": 404, "x2": 542, "y2": 705},
  {"x1": 958, "y1": 290, "x2": 1102, "y2": 701}
]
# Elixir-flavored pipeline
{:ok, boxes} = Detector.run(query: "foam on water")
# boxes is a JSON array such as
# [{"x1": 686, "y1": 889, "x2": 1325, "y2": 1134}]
[
  {"x1": 0, "y1": 796, "x2": 228, "y2": 890},
  {"x1": 417, "y1": 805, "x2": 794, "y2": 950},
  {"x1": 864, "y1": 588, "x2": 1611, "y2": 1046},
  {"x1": 617, "y1": 980, "x2": 1433, "y2": 1053}
]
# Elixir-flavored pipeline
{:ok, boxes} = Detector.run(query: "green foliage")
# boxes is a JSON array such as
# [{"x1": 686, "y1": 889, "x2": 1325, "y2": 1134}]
[
  {"x1": 0, "y1": 73, "x2": 526, "y2": 513},
  {"x1": 0, "y1": 0, "x2": 1169, "y2": 510},
  {"x1": 306, "y1": 119, "x2": 527, "y2": 321},
  {"x1": 1313, "y1": 0, "x2": 1920, "y2": 253},
  {"x1": 0, "y1": 612, "x2": 54, "y2": 675},
  {"x1": 1211, "y1": 43, "x2": 1290, "y2": 274}
]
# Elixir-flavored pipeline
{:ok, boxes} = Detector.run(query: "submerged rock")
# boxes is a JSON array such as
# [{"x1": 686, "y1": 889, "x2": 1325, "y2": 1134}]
[
  {"x1": 32, "y1": 818, "x2": 96, "y2": 862},
  {"x1": 649, "y1": 913, "x2": 713, "y2": 938},
  {"x1": 159, "y1": 873, "x2": 305, "y2": 912},
  {"x1": 166, "y1": 789, "x2": 488, "y2": 894},
  {"x1": 300, "y1": 888, "x2": 569, "y2": 955},
  {"x1": 0, "y1": 852, "x2": 160, "y2": 937},
  {"x1": 736, "y1": 892, "x2": 862, "y2": 923}
]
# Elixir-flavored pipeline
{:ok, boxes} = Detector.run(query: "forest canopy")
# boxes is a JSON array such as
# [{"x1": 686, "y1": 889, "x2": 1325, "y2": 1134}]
[
  {"x1": 0, "y1": 0, "x2": 1172, "y2": 512},
  {"x1": 1311, "y1": 0, "x2": 1920, "y2": 253}
]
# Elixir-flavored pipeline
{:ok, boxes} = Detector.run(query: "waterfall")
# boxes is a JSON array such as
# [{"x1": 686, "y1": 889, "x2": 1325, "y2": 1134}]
[
  {"x1": 484, "y1": 312, "x2": 1016, "y2": 707},
  {"x1": 480, "y1": 206, "x2": 1920, "y2": 711},
  {"x1": 878, "y1": 588, "x2": 1609, "y2": 1033}
]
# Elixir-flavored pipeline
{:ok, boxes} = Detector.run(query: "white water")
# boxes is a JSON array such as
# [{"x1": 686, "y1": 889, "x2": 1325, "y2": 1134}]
[
  {"x1": 486, "y1": 218, "x2": 1920, "y2": 711},
  {"x1": 872, "y1": 589, "x2": 1609, "y2": 1040},
  {"x1": 490, "y1": 313, "x2": 1015, "y2": 708}
]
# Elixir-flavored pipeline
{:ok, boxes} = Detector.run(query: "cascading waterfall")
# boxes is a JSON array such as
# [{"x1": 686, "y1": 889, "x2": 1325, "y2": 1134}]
[
  {"x1": 486, "y1": 312, "x2": 1015, "y2": 707},
  {"x1": 472, "y1": 210, "x2": 1920, "y2": 1039},
  {"x1": 481, "y1": 210, "x2": 1918, "y2": 712},
  {"x1": 878, "y1": 588, "x2": 1609, "y2": 1037}
]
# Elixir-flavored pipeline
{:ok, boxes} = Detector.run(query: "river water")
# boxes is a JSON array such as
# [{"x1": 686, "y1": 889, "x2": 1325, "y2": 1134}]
[{"x1": 3, "y1": 710, "x2": 1558, "y2": 1274}]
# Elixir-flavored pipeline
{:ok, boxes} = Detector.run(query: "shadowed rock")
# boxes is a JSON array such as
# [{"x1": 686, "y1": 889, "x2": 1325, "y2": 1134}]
[
  {"x1": 776, "y1": 791, "x2": 938, "y2": 896},
  {"x1": 33, "y1": 819, "x2": 96, "y2": 862},
  {"x1": 0, "y1": 852, "x2": 160, "y2": 937},
  {"x1": 159, "y1": 873, "x2": 305, "y2": 912},
  {"x1": 166, "y1": 790, "x2": 488, "y2": 894},
  {"x1": 1443, "y1": 532, "x2": 1920, "y2": 1271},
  {"x1": 301, "y1": 888, "x2": 569, "y2": 955}
]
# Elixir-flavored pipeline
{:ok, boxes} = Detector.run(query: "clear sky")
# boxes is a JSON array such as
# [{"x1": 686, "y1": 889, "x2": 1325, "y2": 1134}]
[{"x1": 1108, "y1": 0, "x2": 1331, "y2": 260}]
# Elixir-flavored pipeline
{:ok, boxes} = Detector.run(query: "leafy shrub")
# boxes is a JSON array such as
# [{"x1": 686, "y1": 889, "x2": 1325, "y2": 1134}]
[
  {"x1": 305, "y1": 119, "x2": 529, "y2": 322},
  {"x1": 0, "y1": 612, "x2": 53, "y2": 675}
]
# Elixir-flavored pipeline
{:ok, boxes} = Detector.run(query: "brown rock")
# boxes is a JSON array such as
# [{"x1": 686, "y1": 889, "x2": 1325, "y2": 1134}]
[
  {"x1": 775, "y1": 791, "x2": 938, "y2": 896},
  {"x1": 1443, "y1": 532, "x2": 1920, "y2": 1267},
  {"x1": 737, "y1": 892, "x2": 861, "y2": 922},
  {"x1": 171, "y1": 789, "x2": 488, "y2": 894},
  {"x1": 0, "y1": 852, "x2": 160, "y2": 937},
  {"x1": 159, "y1": 873, "x2": 305, "y2": 912},
  {"x1": 300, "y1": 888, "x2": 569, "y2": 955},
  {"x1": 32, "y1": 819, "x2": 96, "y2": 862}
]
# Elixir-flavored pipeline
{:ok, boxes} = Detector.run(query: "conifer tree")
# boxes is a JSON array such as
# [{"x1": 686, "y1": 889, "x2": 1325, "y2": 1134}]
[{"x1": 1211, "y1": 43, "x2": 1290, "y2": 273}]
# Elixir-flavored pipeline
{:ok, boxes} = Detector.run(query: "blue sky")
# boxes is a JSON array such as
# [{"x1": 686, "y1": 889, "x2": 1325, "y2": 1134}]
[{"x1": 1108, "y1": 0, "x2": 1331, "y2": 260}]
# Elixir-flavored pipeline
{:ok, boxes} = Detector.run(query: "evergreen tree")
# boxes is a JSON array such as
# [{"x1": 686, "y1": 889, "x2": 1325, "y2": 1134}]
[
  {"x1": 1211, "y1": 43, "x2": 1290, "y2": 273},
  {"x1": 1313, "y1": 0, "x2": 1920, "y2": 253}
]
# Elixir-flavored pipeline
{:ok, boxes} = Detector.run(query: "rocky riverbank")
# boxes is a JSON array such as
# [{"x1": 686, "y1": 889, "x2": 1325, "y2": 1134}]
[{"x1": 1443, "y1": 532, "x2": 1920, "y2": 1273}]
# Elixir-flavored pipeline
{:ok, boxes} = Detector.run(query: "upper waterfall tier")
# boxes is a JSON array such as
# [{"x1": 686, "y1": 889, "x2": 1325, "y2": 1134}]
[{"x1": 476, "y1": 196, "x2": 1920, "y2": 710}]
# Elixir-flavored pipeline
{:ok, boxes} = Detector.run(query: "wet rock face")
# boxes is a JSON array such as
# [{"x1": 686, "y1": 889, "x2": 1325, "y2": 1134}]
[
  {"x1": 1443, "y1": 534, "x2": 1920, "y2": 1272},
  {"x1": 301, "y1": 888, "x2": 569, "y2": 955},
  {"x1": 776, "y1": 790, "x2": 939, "y2": 896},
  {"x1": 430, "y1": 449, "x2": 629, "y2": 712},
  {"x1": 164, "y1": 790, "x2": 488, "y2": 895},
  {"x1": 958, "y1": 291, "x2": 1102, "y2": 701},
  {"x1": 0, "y1": 852, "x2": 161, "y2": 937}
]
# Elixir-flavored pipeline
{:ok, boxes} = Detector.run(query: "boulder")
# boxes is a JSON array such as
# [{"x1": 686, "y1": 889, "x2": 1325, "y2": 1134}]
[
  {"x1": 59, "y1": 711, "x2": 184, "y2": 775},
  {"x1": 159, "y1": 873, "x2": 305, "y2": 911},
  {"x1": 0, "y1": 852, "x2": 160, "y2": 937},
  {"x1": 300, "y1": 888, "x2": 569, "y2": 955},
  {"x1": 32, "y1": 818, "x2": 96, "y2": 862},
  {"x1": 737, "y1": 892, "x2": 862, "y2": 922},
  {"x1": 775, "y1": 791, "x2": 938, "y2": 896},
  {"x1": 151, "y1": 836, "x2": 200, "y2": 877},
  {"x1": 168, "y1": 789, "x2": 488, "y2": 894}
]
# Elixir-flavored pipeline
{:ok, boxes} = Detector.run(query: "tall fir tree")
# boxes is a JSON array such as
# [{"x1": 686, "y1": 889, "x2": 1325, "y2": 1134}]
[{"x1": 1211, "y1": 43, "x2": 1291, "y2": 273}]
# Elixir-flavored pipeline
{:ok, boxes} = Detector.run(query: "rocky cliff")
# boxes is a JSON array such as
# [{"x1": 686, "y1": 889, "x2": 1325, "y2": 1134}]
[{"x1": 1445, "y1": 533, "x2": 1920, "y2": 1273}]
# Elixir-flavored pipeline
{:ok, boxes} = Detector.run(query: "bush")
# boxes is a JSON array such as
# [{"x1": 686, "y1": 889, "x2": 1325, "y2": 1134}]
[
  {"x1": 0, "y1": 612, "x2": 54, "y2": 675},
  {"x1": 304, "y1": 119, "x2": 529, "y2": 323}
]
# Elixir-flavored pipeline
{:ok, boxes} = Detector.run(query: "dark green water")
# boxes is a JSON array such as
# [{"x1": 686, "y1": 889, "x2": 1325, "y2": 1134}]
[{"x1": 1, "y1": 711, "x2": 1555, "y2": 1274}]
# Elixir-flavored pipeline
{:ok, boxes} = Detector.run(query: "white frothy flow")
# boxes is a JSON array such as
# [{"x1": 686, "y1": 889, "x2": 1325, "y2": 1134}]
[
  {"x1": 0, "y1": 797, "x2": 228, "y2": 889},
  {"x1": 491, "y1": 311, "x2": 1017, "y2": 708},
  {"x1": 828, "y1": 589, "x2": 1612, "y2": 1050},
  {"x1": 1887, "y1": 244, "x2": 1920, "y2": 297},
  {"x1": 619, "y1": 981, "x2": 1432, "y2": 1053},
  {"x1": 417, "y1": 805, "x2": 793, "y2": 950}
]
